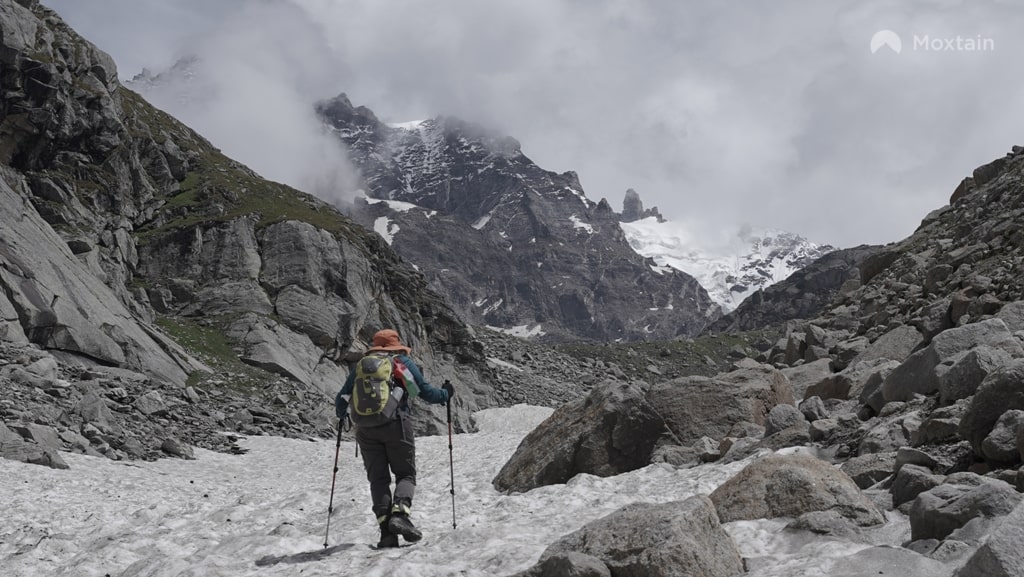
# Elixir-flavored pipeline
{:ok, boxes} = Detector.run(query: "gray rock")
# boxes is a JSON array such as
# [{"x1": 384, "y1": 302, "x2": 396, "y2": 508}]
[
  {"x1": 10, "y1": 423, "x2": 62, "y2": 450},
  {"x1": 132, "y1": 391, "x2": 169, "y2": 416},
  {"x1": 809, "y1": 418, "x2": 839, "y2": 442},
  {"x1": 841, "y1": 452, "x2": 897, "y2": 489},
  {"x1": 493, "y1": 381, "x2": 664, "y2": 493},
  {"x1": 1, "y1": 422, "x2": 68, "y2": 469},
  {"x1": 827, "y1": 546, "x2": 951, "y2": 577},
  {"x1": 710, "y1": 453, "x2": 885, "y2": 526},
  {"x1": 785, "y1": 510, "x2": 863, "y2": 538},
  {"x1": 24, "y1": 356, "x2": 59, "y2": 381},
  {"x1": 852, "y1": 324, "x2": 924, "y2": 365},
  {"x1": 909, "y1": 473, "x2": 1021, "y2": 541},
  {"x1": 807, "y1": 358, "x2": 895, "y2": 401},
  {"x1": 799, "y1": 396, "x2": 829, "y2": 421},
  {"x1": 959, "y1": 359, "x2": 1024, "y2": 456},
  {"x1": 939, "y1": 346, "x2": 1015, "y2": 405},
  {"x1": 512, "y1": 551, "x2": 610, "y2": 577},
  {"x1": 858, "y1": 417, "x2": 909, "y2": 455},
  {"x1": 858, "y1": 360, "x2": 901, "y2": 414},
  {"x1": 536, "y1": 497, "x2": 744, "y2": 577},
  {"x1": 76, "y1": 391, "x2": 122, "y2": 436},
  {"x1": 892, "y1": 464, "x2": 945, "y2": 508},
  {"x1": 882, "y1": 319, "x2": 1023, "y2": 404},
  {"x1": 651, "y1": 367, "x2": 794, "y2": 447},
  {"x1": 955, "y1": 500, "x2": 1024, "y2": 577},
  {"x1": 764, "y1": 403, "x2": 804, "y2": 437},
  {"x1": 780, "y1": 358, "x2": 833, "y2": 400},
  {"x1": 161, "y1": 437, "x2": 194, "y2": 459},
  {"x1": 981, "y1": 410, "x2": 1024, "y2": 464},
  {"x1": 995, "y1": 300, "x2": 1024, "y2": 333}
]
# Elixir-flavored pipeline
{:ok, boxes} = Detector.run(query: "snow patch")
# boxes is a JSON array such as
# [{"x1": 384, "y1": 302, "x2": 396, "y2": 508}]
[
  {"x1": 569, "y1": 215, "x2": 594, "y2": 234},
  {"x1": 373, "y1": 216, "x2": 399, "y2": 245},
  {"x1": 486, "y1": 357, "x2": 523, "y2": 372},
  {"x1": 387, "y1": 119, "x2": 427, "y2": 131},
  {"x1": 486, "y1": 324, "x2": 546, "y2": 338},
  {"x1": 472, "y1": 213, "x2": 492, "y2": 230}
]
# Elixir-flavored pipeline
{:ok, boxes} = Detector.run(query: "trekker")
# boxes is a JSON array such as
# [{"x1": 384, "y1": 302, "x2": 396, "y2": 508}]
[{"x1": 334, "y1": 329, "x2": 453, "y2": 548}]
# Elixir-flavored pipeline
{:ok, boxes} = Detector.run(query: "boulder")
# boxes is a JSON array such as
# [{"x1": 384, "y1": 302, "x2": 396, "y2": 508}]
[
  {"x1": 710, "y1": 454, "x2": 885, "y2": 526},
  {"x1": 0, "y1": 422, "x2": 68, "y2": 469},
  {"x1": 955, "y1": 500, "x2": 1024, "y2": 577},
  {"x1": 530, "y1": 497, "x2": 743, "y2": 577},
  {"x1": 764, "y1": 404, "x2": 804, "y2": 437},
  {"x1": 512, "y1": 551, "x2": 610, "y2": 577},
  {"x1": 857, "y1": 360, "x2": 901, "y2": 414},
  {"x1": 132, "y1": 391, "x2": 169, "y2": 416},
  {"x1": 851, "y1": 324, "x2": 923, "y2": 365},
  {"x1": 806, "y1": 358, "x2": 895, "y2": 401},
  {"x1": 938, "y1": 346, "x2": 1015, "y2": 405},
  {"x1": 650, "y1": 367, "x2": 794, "y2": 447},
  {"x1": 799, "y1": 396, "x2": 829, "y2": 422},
  {"x1": 493, "y1": 381, "x2": 664, "y2": 493},
  {"x1": 827, "y1": 546, "x2": 951, "y2": 577},
  {"x1": 995, "y1": 300, "x2": 1024, "y2": 333},
  {"x1": 780, "y1": 358, "x2": 832, "y2": 400},
  {"x1": 981, "y1": 409, "x2": 1024, "y2": 464},
  {"x1": 891, "y1": 464, "x2": 945, "y2": 508},
  {"x1": 840, "y1": 452, "x2": 897, "y2": 489},
  {"x1": 909, "y1": 473, "x2": 1022, "y2": 541},
  {"x1": 959, "y1": 359, "x2": 1024, "y2": 456},
  {"x1": 882, "y1": 319, "x2": 1023, "y2": 404}
]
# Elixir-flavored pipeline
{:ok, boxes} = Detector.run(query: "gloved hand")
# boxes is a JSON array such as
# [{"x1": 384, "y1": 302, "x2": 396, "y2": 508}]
[{"x1": 442, "y1": 380, "x2": 454, "y2": 400}]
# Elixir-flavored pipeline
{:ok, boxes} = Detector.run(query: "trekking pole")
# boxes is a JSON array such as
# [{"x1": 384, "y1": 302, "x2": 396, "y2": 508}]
[
  {"x1": 323, "y1": 420, "x2": 344, "y2": 548},
  {"x1": 445, "y1": 380, "x2": 456, "y2": 530}
]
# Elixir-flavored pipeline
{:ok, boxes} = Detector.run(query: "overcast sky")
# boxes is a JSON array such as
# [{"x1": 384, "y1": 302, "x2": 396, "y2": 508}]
[{"x1": 43, "y1": 0, "x2": 1024, "y2": 249}]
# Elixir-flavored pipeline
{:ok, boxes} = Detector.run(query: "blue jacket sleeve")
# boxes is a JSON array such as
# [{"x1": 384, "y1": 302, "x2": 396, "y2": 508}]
[
  {"x1": 399, "y1": 354, "x2": 449, "y2": 405},
  {"x1": 334, "y1": 370, "x2": 356, "y2": 419}
]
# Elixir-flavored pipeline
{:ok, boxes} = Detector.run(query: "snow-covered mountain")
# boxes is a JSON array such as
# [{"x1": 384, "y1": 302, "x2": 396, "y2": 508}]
[{"x1": 620, "y1": 218, "x2": 835, "y2": 312}]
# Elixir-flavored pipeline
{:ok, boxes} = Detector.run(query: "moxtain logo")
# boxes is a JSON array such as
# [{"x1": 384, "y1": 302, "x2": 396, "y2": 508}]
[{"x1": 870, "y1": 30, "x2": 995, "y2": 54}]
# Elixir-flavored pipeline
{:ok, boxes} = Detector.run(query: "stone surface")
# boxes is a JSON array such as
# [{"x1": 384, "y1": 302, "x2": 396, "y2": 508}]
[
  {"x1": 981, "y1": 409, "x2": 1024, "y2": 464},
  {"x1": 710, "y1": 454, "x2": 885, "y2": 526},
  {"x1": 909, "y1": 473, "x2": 1021, "y2": 541},
  {"x1": 959, "y1": 359, "x2": 1024, "y2": 456},
  {"x1": 534, "y1": 497, "x2": 744, "y2": 577},
  {"x1": 764, "y1": 403, "x2": 804, "y2": 437},
  {"x1": 955, "y1": 500, "x2": 1024, "y2": 577},
  {"x1": 493, "y1": 381, "x2": 664, "y2": 493},
  {"x1": 841, "y1": 452, "x2": 897, "y2": 489}
]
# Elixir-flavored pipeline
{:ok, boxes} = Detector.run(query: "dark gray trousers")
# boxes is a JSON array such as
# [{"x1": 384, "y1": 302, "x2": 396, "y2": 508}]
[{"x1": 356, "y1": 415, "x2": 416, "y2": 518}]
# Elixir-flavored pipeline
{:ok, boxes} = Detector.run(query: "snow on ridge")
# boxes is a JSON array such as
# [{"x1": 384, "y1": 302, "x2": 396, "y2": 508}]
[
  {"x1": 621, "y1": 217, "x2": 833, "y2": 312},
  {"x1": 486, "y1": 324, "x2": 546, "y2": 338},
  {"x1": 569, "y1": 215, "x2": 594, "y2": 234},
  {"x1": 472, "y1": 213, "x2": 493, "y2": 230},
  {"x1": 373, "y1": 216, "x2": 399, "y2": 245},
  {"x1": 387, "y1": 119, "x2": 428, "y2": 131}
]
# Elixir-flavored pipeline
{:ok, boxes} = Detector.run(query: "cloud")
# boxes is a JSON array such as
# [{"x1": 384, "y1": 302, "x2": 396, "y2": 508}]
[{"x1": 43, "y1": 0, "x2": 1024, "y2": 248}]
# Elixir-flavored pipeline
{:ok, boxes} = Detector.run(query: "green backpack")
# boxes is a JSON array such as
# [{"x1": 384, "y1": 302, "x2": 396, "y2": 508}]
[{"x1": 350, "y1": 352, "x2": 413, "y2": 427}]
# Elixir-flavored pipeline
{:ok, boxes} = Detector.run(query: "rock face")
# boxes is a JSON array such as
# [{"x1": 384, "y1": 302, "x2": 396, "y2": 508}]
[
  {"x1": 0, "y1": 0, "x2": 494, "y2": 454},
  {"x1": 492, "y1": 381, "x2": 664, "y2": 493},
  {"x1": 517, "y1": 497, "x2": 744, "y2": 577},
  {"x1": 319, "y1": 95, "x2": 720, "y2": 342},
  {"x1": 618, "y1": 188, "x2": 664, "y2": 223},
  {"x1": 709, "y1": 454, "x2": 886, "y2": 527}
]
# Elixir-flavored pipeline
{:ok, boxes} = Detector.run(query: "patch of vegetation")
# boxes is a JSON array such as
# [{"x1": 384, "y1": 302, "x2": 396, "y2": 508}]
[{"x1": 154, "y1": 315, "x2": 278, "y2": 395}]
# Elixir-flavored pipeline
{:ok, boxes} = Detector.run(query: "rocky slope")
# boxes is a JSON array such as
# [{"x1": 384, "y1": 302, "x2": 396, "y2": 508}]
[
  {"x1": 317, "y1": 96, "x2": 720, "y2": 342},
  {"x1": 0, "y1": 0, "x2": 557, "y2": 464},
  {"x1": 494, "y1": 145, "x2": 1024, "y2": 575}
]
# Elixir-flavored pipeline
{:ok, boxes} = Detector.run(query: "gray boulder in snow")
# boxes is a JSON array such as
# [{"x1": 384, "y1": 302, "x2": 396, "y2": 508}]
[
  {"x1": 827, "y1": 546, "x2": 951, "y2": 577},
  {"x1": 909, "y1": 473, "x2": 1021, "y2": 541},
  {"x1": 527, "y1": 497, "x2": 743, "y2": 577},
  {"x1": 0, "y1": 422, "x2": 68, "y2": 469},
  {"x1": 955, "y1": 500, "x2": 1024, "y2": 577},
  {"x1": 710, "y1": 453, "x2": 885, "y2": 526},
  {"x1": 650, "y1": 367, "x2": 794, "y2": 447},
  {"x1": 493, "y1": 381, "x2": 664, "y2": 493}
]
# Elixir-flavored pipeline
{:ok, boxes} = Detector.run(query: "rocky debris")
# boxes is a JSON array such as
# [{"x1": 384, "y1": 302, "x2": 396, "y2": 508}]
[
  {"x1": 841, "y1": 451, "x2": 897, "y2": 489},
  {"x1": 514, "y1": 497, "x2": 743, "y2": 577},
  {"x1": 710, "y1": 453, "x2": 885, "y2": 527},
  {"x1": 959, "y1": 359, "x2": 1024, "y2": 457},
  {"x1": 0, "y1": 421, "x2": 67, "y2": 469},
  {"x1": 492, "y1": 381, "x2": 663, "y2": 493}
]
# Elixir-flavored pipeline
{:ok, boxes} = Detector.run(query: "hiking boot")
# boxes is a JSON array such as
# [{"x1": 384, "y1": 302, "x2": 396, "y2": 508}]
[
  {"x1": 387, "y1": 513, "x2": 422, "y2": 543},
  {"x1": 377, "y1": 522, "x2": 399, "y2": 548},
  {"x1": 388, "y1": 499, "x2": 422, "y2": 543}
]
